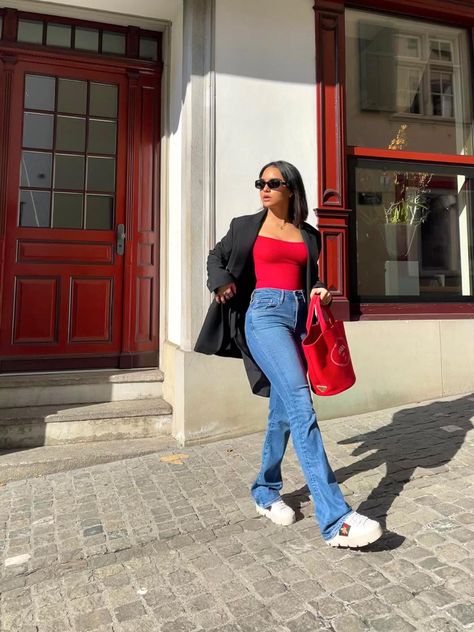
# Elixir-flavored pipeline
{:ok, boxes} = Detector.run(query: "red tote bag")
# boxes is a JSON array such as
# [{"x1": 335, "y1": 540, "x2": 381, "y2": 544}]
[{"x1": 302, "y1": 295, "x2": 356, "y2": 396}]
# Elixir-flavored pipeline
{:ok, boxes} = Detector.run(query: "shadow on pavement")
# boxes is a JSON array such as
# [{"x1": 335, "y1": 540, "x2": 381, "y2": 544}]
[
  {"x1": 334, "y1": 393, "x2": 474, "y2": 527},
  {"x1": 286, "y1": 393, "x2": 474, "y2": 550}
]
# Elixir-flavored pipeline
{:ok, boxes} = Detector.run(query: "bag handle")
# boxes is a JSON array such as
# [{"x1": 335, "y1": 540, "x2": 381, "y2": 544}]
[{"x1": 306, "y1": 294, "x2": 336, "y2": 334}]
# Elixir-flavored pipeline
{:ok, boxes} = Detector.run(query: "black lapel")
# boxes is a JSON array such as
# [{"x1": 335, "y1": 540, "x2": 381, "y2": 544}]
[
  {"x1": 301, "y1": 224, "x2": 318, "y2": 295},
  {"x1": 232, "y1": 208, "x2": 267, "y2": 277}
]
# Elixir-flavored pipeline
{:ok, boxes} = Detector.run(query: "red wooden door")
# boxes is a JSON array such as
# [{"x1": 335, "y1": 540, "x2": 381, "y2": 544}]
[{"x1": 0, "y1": 59, "x2": 128, "y2": 369}]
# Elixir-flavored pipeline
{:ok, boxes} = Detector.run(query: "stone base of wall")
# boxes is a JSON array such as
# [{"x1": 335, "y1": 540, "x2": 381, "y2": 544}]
[{"x1": 162, "y1": 319, "x2": 474, "y2": 444}]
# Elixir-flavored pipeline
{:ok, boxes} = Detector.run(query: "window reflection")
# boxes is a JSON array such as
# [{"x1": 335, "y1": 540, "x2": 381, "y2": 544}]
[
  {"x1": 19, "y1": 190, "x2": 51, "y2": 227},
  {"x1": 56, "y1": 117, "x2": 86, "y2": 152},
  {"x1": 57, "y1": 79, "x2": 87, "y2": 115},
  {"x1": 352, "y1": 160, "x2": 474, "y2": 298},
  {"x1": 19, "y1": 73, "x2": 119, "y2": 232},
  {"x1": 90, "y1": 83, "x2": 118, "y2": 118},
  {"x1": 25, "y1": 75, "x2": 56, "y2": 111},
  {"x1": 75, "y1": 27, "x2": 99, "y2": 52},
  {"x1": 23, "y1": 113, "x2": 54, "y2": 150},
  {"x1": 46, "y1": 23, "x2": 72, "y2": 48},
  {"x1": 102, "y1": 31, "x2": 126, "y2": 55},
  {"x1": 21, "y1": 152, "x2": 52, "y2": 188},
  {"x1": 87, "y1": 157, "x2": 115, "y2": 192},
  {"x1": 88, "y1": 120, "x2": 116, "y2": 154},
  {"x1": 54, "y1": 155, "x2": 85, "y2": 190},
  {"x1": 85, "y1": 195, "x2": 114, "y2": 229},
  {"x1": 52, "y1": 193, "x2": 83, "y2": 228},
  {"x1": 18, "y1": 20, "x2": 44, "y2": 44},
  {"x1": 346, "y1": 10, "x2": 473, "y2": 155}
]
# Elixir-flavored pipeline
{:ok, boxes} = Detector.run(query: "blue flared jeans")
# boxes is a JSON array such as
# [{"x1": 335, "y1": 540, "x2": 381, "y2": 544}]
[{"x1": 245, "y1": 288, "x2": 352, "y2": 541}]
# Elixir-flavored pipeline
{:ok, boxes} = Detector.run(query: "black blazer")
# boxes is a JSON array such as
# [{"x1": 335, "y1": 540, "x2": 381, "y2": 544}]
[{"x1": 194, "y1": 208, "x2": 326, "y2": 397}]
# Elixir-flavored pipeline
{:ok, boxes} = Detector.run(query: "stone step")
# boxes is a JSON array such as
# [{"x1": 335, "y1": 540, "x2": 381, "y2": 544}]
[
  {"x1": 0, "y1": 437, "x2": 177, "y2": 484},
  {"x1": 0, "y1": 397, "x2": 172, "y2": 449},
  {"x1": 0, "y1": 369, "x2": 164, "y2": 408}
]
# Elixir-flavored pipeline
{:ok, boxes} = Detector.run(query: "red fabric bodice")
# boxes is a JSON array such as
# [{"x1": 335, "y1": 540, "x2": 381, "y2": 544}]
[{"x1": 253, "y1": 235, "x2": 307, "y2": 291}]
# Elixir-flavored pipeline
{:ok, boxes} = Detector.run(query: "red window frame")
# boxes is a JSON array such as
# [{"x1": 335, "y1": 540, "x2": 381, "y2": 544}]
[{"x1": 314, "y1": 0, "x2": 474, "y2": 320}]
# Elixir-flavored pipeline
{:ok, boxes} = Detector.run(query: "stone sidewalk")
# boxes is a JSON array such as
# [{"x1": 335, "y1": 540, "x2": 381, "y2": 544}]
[{"x1": 1, "y1": 393, "x2": 474, "y2": 632}]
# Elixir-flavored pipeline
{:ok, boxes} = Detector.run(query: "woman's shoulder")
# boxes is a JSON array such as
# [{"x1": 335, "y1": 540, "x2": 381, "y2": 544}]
[
  {"x1": 229, "y1": 209, "x2": 266, "y2": 231},
  {"x1": 301, "y1": 222, "x2": 321, "y2": 239}
]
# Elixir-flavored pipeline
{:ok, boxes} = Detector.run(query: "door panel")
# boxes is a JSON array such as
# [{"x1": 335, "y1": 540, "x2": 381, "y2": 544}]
[
  {"x1": 0, "y1": 59, "x2": 127, "y2": 363},
  {"x1": 13, "y1": 276, "x2": 59, "y2": 343}
]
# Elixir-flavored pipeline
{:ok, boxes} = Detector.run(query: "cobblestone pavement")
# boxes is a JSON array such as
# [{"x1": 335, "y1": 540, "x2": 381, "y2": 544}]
[{"x1": 1, "y1": 393, "x2": 474, "y2": 632}]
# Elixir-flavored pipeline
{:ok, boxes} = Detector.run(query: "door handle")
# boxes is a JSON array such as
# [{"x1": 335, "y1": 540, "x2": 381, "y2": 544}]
[{"x1": 116, "y1": 224, "x2": 125, "y2": 255}]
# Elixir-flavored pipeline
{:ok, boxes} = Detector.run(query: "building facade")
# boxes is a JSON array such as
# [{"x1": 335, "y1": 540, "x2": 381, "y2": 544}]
[{"x1": 0, "y1": 0, "x2": 473, "y2": 445}]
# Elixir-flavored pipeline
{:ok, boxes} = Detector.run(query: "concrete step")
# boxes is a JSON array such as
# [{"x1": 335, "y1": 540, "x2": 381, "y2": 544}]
[
  {"x1": 0, "y1": 436, "x2": 177, "y2": 484},
  {"x1": 0, "y1": 397, "x2": 172, "y2": 449},
  {"x1": 0, "y1": 369, "x2": 164, "y2": 408}
]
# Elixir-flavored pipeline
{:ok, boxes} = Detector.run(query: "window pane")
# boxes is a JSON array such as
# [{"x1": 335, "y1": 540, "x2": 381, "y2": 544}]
[
  {"x1": 46, "y1": 23, "x2": 72, "y2": 48},
  {"x1": 85, "y1": 195, "x2": 114, "y2": 229},
  {"x1": 75, "y1": 27, "x2": 99, "y2": 52},
  {"x1": 139, "y1": 37, "x2": 158, "y2": 61},
  {"x1": 19, "y1": 190, "x2": 51, "y2": 227},
  {"x1": 102, "y1": 31, "x2": 126, "y2": 55},
  {"x1": 23, "y1": 113, "x2": 54, "y2": 150},
  {"x1": 87, "y1": 157, "x2": 115, "y2": 192},
  {"x1": 21, "y1": 152, "x2": 52, "y2": 188},
  {"x1": 18, "y1": 20, "x2": 43, "y2": 44},
  {"x1": 52, "y1": 193, "x2": 83, "y2": 228},
  {"x1": 88, "y1": 120, "x2": 116, "y2": 154},
  {"x1": 351, "y1": 160, "x2": 474, "y2": 298},
  {"x1": 54, "y1": 155, "x2": 85, "y2": 190},
  {"x1": 56, "y1": 116, "x2": 86, "y2": 152},
  {"x1": 346, "y1": 9, "x2": 473, "y2": 155},
  {"x1": 90, "y1": 83, "x2": 118, "y2": 118},
  {"x1": 57, "y1": 79, "x2": 87, "y2": 115},
  {"x1": 25, "y1": 75, "x2": 56, "y2": 111}
]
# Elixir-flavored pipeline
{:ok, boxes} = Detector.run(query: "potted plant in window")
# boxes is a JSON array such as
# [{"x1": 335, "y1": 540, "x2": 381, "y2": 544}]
[{"x1": 383, "y1": 124, "x2": 433, "y2": 262}]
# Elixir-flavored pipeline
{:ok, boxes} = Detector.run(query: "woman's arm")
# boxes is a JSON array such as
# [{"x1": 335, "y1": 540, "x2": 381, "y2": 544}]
[{"x1": 207, "y1": 219, "x2": 237, "y2": 297}]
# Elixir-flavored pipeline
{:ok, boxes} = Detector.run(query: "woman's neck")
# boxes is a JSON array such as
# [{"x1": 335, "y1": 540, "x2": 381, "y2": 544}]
[{"x1": 266, "y1": 207, "x2": 290, "y2": 224}]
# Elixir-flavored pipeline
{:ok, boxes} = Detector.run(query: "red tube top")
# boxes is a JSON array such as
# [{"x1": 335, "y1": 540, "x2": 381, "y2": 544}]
[{"x1": 253, "y1": 235, "x2": 307, "y2": 291}]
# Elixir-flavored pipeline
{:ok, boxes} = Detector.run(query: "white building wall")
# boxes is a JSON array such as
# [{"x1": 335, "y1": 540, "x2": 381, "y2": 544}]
[{"x1": 214, "y1": 0, "x2": 318, "y2": 236}]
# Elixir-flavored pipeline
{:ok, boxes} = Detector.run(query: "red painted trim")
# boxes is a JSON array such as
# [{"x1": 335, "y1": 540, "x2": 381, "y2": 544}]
[
  {"x1": 322, "y1": 0, "x2": 474, "y2": 23},
  {"x1": 352, "y1": 303, "x2": 474, "y2": 320},
  {"x1": 315, "y1": 5, "x2": 347, "y2": 209},
  {"x1": 349, "y1": 147, "x2": 474, "y2": 167},
  {"x1": 2, "y1": 9, "x2": 18, "y2": 42},
  {"x1": 0, "y1": 43, "x2": 161, "y2": 73}
]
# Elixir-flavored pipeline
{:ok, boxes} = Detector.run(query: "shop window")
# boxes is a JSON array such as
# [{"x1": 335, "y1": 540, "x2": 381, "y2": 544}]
[
  {"x1": 351, "y1": 159, "x2": 474, "y2": 299},
  {"x1": 346, "y1": 10, "x2": 472, "y2": 154},
  {"x1": 346, "y1": 8, "x2": 474, "y2": 304}
]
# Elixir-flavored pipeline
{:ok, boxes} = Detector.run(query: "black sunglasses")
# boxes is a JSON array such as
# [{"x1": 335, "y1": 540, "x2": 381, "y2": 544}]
[{"x1": 255, "y1": 178, "x2": 288, "y2": 190}]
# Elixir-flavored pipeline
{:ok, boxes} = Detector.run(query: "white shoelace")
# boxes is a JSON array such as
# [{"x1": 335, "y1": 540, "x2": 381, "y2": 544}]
[
  {"x1": 271, "y1": 499, "x2": 291, "y2": 511},
  {"x1": 345, "y1": 511, "x2": 371, "y2": 527}
]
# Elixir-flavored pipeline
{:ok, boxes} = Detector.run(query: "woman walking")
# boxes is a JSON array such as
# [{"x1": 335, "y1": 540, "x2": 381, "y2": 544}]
[{"x1": 195, "y1": 160, "x2": 383, "y2": 548}]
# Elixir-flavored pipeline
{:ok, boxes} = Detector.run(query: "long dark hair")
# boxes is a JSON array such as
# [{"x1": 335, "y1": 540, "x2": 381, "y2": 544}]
[{"x1": 259, "y1": 160, "x2": 309, "y2": 226}]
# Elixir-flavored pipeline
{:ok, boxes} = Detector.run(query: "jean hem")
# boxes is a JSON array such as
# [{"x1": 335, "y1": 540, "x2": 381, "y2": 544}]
[{"x1": 322, "y1": 509, "x2": 354, "y2": 541}]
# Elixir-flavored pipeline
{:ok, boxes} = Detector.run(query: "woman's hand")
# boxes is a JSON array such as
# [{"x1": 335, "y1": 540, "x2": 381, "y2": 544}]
[
  {"x1": 215, "y1": 282, "x2": 237, "y2": 304},
  {"x1": 310, "y1": 287, "x2": 332, "y2": 306}
]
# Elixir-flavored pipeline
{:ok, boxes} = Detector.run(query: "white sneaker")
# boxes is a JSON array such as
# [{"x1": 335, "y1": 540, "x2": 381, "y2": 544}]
[
  {"x1": 255, "y1": 498, "x2": 296, "y2": 526},
  {"x1": 326, "y1": 511, "x2": 383, "y2": 548}
]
